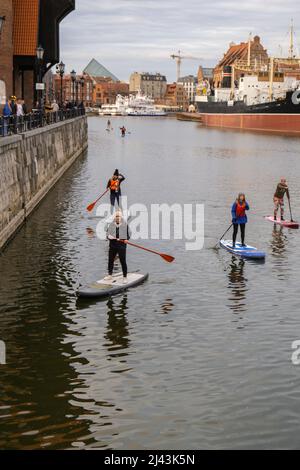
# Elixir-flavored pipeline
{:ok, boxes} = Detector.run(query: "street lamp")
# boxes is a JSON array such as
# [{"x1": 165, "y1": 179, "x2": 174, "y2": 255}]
[
  {"x1": 36, "y1": 45, "x2": 45, "y2": 111},
  {"x1": 56, "y1": 61, "x2": 65, "y2": 107},
  {"x1": 80, "y1": 76, "x2": 85, "y2": 105},
  {"x1": 0, "y1": 16, "x2": 6, "y2": 39},
  {"x1": 70, "y1": 70, "x2": 76, "y2": 105}
]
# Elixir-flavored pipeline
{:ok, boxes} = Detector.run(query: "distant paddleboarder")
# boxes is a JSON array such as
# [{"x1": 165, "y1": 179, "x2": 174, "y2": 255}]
[
  {"x1": 107, "y1": 169, "x2": 125, "y2": 209},
  {"x1": 105, "y1": 211, "x2": 130, "y2": 284},
  {"x1": 231, "y1": 193, "x2": 250, "y2": 248},
  {"x1": 107, "y1": 119, "x2": 111, "y2": 131},
  {"x1": 120, "y1": 126, "x2": 126, "y2": 137},
  {"x1": 273, "y1": 178, "x2": 290, "y2": 221}
]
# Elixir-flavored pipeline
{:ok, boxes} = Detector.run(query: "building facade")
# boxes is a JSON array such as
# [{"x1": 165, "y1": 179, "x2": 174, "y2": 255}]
[
  {"x1": 0, "y1": 0, "x2": 75, "y2": 109},
  {"x1": 53, "y1": 73, "x2": 95, "y2": 107},
  {"x1": 93, "y1": 78, "x2": 129, "y2": 107},
  {"x1": 161, "y1": 83, "x2": 189, "y2": 111},
  {"x1": 177, "y1": 75, "x2": 198, "y2": 103},
  {"x1": 129, "y1": 72, "x2": 167, "y2": 99},
  {"x1": 213, "y1": 35, "x2": 269, "y2": 88}
]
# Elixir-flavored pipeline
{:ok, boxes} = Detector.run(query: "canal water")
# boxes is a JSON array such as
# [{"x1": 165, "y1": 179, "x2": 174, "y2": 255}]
[{"x1": 1, "y1": 116, "x2": 300, "y2": 449}]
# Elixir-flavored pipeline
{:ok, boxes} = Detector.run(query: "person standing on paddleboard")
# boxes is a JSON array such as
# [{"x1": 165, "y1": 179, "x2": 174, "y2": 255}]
[
  {"x1": 231, "y1": 193, "x2": 250, "y2": 248},
  {"x1": 273, "y1": 178, "x2": 290, "y2": 221},
  {"x1": 120, "y1": 126, "x2": 126, "y2": 137},
  {"x1": 107, "y1": 169, "x2": 125, "y2": 209},
  {"x1": 105, "y1": 211, "x2": 130, "y2": 284}
]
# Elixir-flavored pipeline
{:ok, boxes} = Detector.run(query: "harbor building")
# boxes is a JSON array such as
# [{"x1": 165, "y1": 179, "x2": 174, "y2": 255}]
[
  {"x1": 129, "y1": 72, "x2": 167, "y2": 100},
  {"x1": 0, "y1": 0, "x2": 75, "y2": 109}
]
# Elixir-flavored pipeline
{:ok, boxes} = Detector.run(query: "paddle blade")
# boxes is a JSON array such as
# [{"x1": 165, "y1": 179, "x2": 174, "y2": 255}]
[
  {"x1": 86, "y1": 202, "x2": 96, "y2": 212},
  {"x1": 160, "y1": 254, "x2": 175, "y2": 263}
]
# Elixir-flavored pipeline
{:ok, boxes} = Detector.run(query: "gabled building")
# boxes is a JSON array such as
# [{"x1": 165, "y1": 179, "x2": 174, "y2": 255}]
[
  {"x1": 129, "y1": 72, "x2": 167, "y2": 99},
  {"x1": 0, "y1": 0, "x2": 75, "y2": 108},
  {"x1": 213, "y1": 35, "x2": 269, "y2": 88}
]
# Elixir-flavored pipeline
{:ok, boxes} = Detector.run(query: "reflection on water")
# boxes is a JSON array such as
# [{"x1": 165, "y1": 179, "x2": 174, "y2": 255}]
[
  {"x1": 105, "y1": 295, "x2": 130, "y2": 358},
  {"x1": 270, "y1": 225, "x2": 289, "y2": 281},
  {"x1": 227, "y1": 258, "x2": 248, "y2": 314}
]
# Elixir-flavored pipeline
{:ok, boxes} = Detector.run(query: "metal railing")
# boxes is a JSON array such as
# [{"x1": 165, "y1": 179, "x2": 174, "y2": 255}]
[{"x1": 0, "y1": 107, "x2": 85, "y2": 138}]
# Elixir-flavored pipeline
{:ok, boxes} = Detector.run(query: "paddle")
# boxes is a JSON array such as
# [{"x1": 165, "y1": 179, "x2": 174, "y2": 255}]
[
  {"x1": 86, "y1": 188, "x2": 109, "y2": 212},
  {"x1": 216, "y1": 223, "x2": 233, "y2": 248},
  {"x1": 121, "y1": 240, "x2": 175, "y2": 263},
  {"x1": 288, "y1": 196, "x2": 295, "y2": 222}
]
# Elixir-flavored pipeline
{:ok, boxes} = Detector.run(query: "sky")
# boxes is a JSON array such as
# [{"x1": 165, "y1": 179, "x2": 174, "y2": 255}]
[{"x1": 60, "y1": 0, "x2": 300, "y2": 82}]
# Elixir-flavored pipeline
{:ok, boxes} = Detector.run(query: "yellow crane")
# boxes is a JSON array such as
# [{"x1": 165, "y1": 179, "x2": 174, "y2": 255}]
[{"x1": 170, "y1": 50, "x2": 202, "y2": 81}]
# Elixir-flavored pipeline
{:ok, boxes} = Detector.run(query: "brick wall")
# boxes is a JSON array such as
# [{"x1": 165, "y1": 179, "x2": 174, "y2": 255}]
[{"x1": 0, "y1": 0, "x2": 14, "y2": 106}]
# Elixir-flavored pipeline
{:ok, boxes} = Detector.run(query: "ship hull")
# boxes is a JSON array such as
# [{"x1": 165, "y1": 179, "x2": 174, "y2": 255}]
[{"x1": 199, "y1": 113, "x2": 300, "y2": 135}]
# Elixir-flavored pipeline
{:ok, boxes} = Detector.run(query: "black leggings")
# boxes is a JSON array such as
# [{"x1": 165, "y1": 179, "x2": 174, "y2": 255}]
[
  {"x1": 108, "y1": 243, "x2": 127, "y2": 277},
  {"x1": 233, "y1": 223, "x2": 245, "y2": 246},
  {"x1": 110, "y1": 191, "x2": 120, "y2": 209}
]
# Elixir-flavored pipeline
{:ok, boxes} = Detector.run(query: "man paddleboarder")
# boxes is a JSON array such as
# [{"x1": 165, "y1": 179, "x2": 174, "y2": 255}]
[
  {"x1": 273, "y1": 178, "x2": 290, "y2": 221},
  {"x1": 107, "y1": 169, "x2": 125, "y2": 209},
  {"x1": 231, "y1": 193, "x2": 250, "y2": 248},
  {"x1": 120, "y1": 126, "x2": 126, "y2": 137},
  {"x1": 105, "y1": 211, "x2": 130, "y2": 284}
]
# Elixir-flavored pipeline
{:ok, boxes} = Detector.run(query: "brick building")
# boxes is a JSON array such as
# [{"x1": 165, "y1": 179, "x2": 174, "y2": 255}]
[
  {"x1": 53, "y1": 73, "x2": 95, "y2": 107},
  {"x1": 213, "y1": 35, "x2": 269, "y2": 88},
  {"x1": 0, "y1": 0, "x2": 75, "y2": 109},
  {"x1": 93, "y1": 78, "x2": 129, "y2": 107},
  {"x1": 157, "y1": 83, "x2": 189, "y2": 111}
]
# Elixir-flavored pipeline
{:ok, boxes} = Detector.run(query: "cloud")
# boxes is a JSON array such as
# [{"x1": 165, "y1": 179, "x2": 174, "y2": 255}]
[{"x1": 59, "y1": 0, "x2": 300, "y2": 81}]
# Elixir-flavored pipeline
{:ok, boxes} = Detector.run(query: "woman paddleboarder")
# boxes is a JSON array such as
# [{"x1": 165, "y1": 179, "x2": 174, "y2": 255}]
[
  {"x1": 107, "y1": 169, "x2": 125, "y2": 209},
  {"x1": 105, "y1": 211, "x2": 130, "y2": 284},
  {"x1": 231, "y1": 193, "x2": 250, "y2": 248}
]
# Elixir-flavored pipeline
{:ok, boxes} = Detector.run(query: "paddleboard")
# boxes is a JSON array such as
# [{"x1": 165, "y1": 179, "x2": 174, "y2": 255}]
[
  {"x1": 220, "y1": 240, "x2": 266, "y2": 260},
  {"x1": 265, "y1": 216, "x2": 299, "y2": 229},
  {"x1": 77, "y1": 272, "x2": 149, "y2": 299}
]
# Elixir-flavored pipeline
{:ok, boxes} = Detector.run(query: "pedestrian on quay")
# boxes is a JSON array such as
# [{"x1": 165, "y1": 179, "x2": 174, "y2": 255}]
[
  {"x1": 1, "y1": 100, "x2": 12, "y2": 136},
  {"x1": 107, "y1": 169, "x2": 125, "y2": 209},
  {"x1": 10, "y1": 96, "x2": 17, "y2": 115},
  {"x1": 231, "y1": 193, "x2": 250, "y2": 248}
]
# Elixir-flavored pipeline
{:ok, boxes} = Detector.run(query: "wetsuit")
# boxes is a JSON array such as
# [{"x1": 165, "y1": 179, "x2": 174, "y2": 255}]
[
  {"x1": 107, "y1": 222, "x2": 130, "y2": 277},
  {"x1": 231, "y1": 201, "x2": 250, "y2": 247}
]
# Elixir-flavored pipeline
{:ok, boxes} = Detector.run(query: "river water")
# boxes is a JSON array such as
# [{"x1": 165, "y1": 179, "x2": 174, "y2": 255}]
[{"x1": 1, "y1": 116, "x2": 300, "y2": 449}]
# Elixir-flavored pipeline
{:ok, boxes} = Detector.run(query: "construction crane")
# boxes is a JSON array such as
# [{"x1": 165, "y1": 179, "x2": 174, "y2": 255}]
[{"x1": 170, "y1": 50, "x2": 202, "y2": 81}]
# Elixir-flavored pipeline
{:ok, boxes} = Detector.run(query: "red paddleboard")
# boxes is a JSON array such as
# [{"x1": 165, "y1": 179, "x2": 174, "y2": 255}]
[{"x1": 265, "y1": 216, "x2": 299, "y2": 229}]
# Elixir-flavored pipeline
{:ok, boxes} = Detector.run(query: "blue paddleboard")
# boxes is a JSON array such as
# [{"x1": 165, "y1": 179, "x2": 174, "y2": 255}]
[{"x1": 220, "y1": 240, "x2": 266, "y2": 260}]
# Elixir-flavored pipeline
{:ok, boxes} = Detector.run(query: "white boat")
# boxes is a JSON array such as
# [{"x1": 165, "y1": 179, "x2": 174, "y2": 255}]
[{"x1": 99, "y1": 92, "x2": 167, "y2": 117}]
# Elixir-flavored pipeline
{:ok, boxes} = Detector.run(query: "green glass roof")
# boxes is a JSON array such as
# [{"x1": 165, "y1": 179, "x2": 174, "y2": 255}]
[{"x1": 83, "y1": 59, "x2": 119, "y2": 81}]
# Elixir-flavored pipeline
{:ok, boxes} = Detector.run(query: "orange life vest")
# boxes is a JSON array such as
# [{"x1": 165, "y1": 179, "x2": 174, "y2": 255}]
[
  {"x1": 236, "y1": 202, "x2": 246, "y2": 218},
  {"x1": 110, "y1": 178, "x2": 119, "y2": 191}
]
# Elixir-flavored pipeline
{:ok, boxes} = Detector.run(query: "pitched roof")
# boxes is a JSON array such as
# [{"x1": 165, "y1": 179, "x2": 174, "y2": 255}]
[
  {"x1": 13, "y1": 0, "x2": 39, "y2": 56},
  {"x1": 83, "y1": 59, "x2": 119, "y2": 81},
  {"x1": 218, "y1": 43, "x2": 248, "y2": 68}
]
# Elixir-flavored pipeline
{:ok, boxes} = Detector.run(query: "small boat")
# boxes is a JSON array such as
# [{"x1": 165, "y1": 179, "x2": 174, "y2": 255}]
[
  {"x1": 220, "y1": 240, "x2": 266, "y2": 260},
  {"x1": 265, "y1": 216, "x2": 299, "y2": 229}
]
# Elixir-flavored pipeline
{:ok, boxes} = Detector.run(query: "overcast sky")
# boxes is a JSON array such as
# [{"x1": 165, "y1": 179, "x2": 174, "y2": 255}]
[{"x1": 60, "y1": 0, "x2": 300, "y2": 81}]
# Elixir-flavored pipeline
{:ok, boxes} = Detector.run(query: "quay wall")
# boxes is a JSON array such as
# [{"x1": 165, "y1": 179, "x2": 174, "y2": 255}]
[{"x1": 0, "y1": 116, "x2": 88, "y2": 251}]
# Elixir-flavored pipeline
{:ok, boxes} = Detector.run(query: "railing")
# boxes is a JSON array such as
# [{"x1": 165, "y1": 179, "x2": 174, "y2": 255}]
[{"x1": 0, "y1": 107, "x2": 85, "y2": 138}]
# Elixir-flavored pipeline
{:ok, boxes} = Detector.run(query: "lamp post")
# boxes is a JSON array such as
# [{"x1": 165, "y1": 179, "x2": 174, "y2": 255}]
[
  {"x1": 75, "y1": 80, "x2": 79, "y2": 107},
  {"x1": 0, "y1": 15, "x2": 6, "y2": 40},
  {"x1": 36, "y1": 45, "x2": 45, "y2": 111},
  {"x1": 56, "y1": 61, "x2": 65, "y2": 107},
  {"x1": 80, "y1": 76, "x2": 85, "y2": 105},
  {"x1": 70, "y1": 70, "x2": 76, "y2": 106}
]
